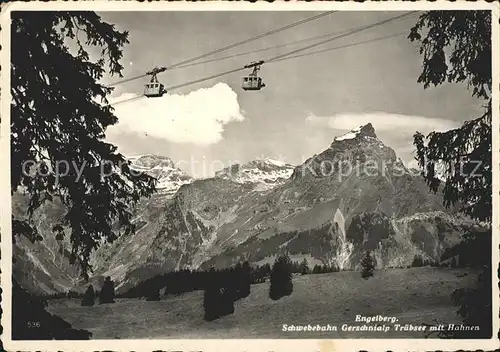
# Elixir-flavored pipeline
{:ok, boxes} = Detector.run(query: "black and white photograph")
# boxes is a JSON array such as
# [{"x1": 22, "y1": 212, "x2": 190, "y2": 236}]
[{"x1": 1, "y1": 2, "x2": 498, "y2": 351}]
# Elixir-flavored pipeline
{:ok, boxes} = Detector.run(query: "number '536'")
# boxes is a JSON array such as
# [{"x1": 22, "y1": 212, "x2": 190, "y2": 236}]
[{"x1": 27, "y1": 321, "x2": 41, "y2": 328}]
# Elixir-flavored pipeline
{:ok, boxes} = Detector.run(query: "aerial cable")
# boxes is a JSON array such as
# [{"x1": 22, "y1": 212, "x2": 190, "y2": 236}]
[
  {"x1": 269, "y1": 32, "x2": 408, "y2": 64},
  {"x1": 108, "y1": 10, "x2": 336, "y2": 87},
  {"x1": 108, "y1": 94, "x2": 144, "y2": 107},
  {"x1": 171, "y1": 12, "x2": 418, "y2": 71},
  {"x1": 109, "y1": 32, "x2": 407, "y2": 108},
  {"x1": 109, "y1": 67, "x2": 247, "y2": 106},
  {"x1": 170, "y1": 31, "x2": 347, "y2": 70},
  {"x1": 109, "y1": 11, "x2": 418, "y2": 107},
  {"x1": 265, "y1": 11, "x2": 418, "y2": 63},
  {"x1": 164, "y1": 66, "x2": 247, "y2": 91},
  {"x1": 166, "y1": 11, "x2": 337, "y2": 69}
]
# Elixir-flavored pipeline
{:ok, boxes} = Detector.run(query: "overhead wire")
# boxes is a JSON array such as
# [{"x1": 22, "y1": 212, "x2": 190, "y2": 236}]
[
  {"x1": 171, "y1": 33, "x2": 345, "y2": 70},
  {"x1": 109, "y1": 33, "x2": 406, "y2": 107},
  {"x1": 166, "y1": 10, "x2": 337, "y2": 69},
  {"x1": 265, "y1": 11, "x2": 417, "y2": 63},
  {"x1": 109, "y1": 11, "x2": 418, "y2": 107},
  {"x1": 108, "y1": 10, "x2": 336, "y2": 87},
  {"x1": 269, "y1": 32, "x2": 408, "y2": 63},
  {"x1": 108, "y1": 67, "x2": 248, "y2": 106},
  {"x1": 164, "y1": 66, "x2": 247, "y2": 92},
  {"x1": 171, "y1": 12, "x2": 418, "y2": 71}
]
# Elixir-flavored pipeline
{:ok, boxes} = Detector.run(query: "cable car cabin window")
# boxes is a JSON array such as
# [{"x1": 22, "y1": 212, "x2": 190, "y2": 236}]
[
  {"x1": 144, "y1": 83, "x2": 164, "y2": 97},
  {"x1": 242, "y1": 75, "x2": 264, "y2": 90}
]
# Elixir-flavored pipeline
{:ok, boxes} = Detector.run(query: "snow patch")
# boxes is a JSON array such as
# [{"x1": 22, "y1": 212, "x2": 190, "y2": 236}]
[
  {"x1": 262, "y1": 158, "x2": 287, "y2": 167},
  {"x1": 216, "y1": 158, "x2": 295, "y2": 191},
  {"x1": 127, "y1": 154, "x2": 194, "y2": 197},
  {"x1": 334, "y1": 125, "x2": 363, "y2": 141}
]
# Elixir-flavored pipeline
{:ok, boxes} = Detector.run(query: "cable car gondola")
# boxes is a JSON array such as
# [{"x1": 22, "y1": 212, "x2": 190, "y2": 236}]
[
  {"x1": 144, "y1": 66, "x2": 167, "y2": 98},
  {"x1": 242, "y1": 60, "x2": 266, "y2": 91}
]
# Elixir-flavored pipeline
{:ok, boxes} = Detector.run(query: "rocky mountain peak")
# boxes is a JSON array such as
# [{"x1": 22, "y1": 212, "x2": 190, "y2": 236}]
[
  {"x1": 215, "y1": 158, "x2": 295, "y2": 191},
  {"x1": 358, "y1": 123, "x2": 377, "y2": 138},
  {"x1": 292, "y1": 123, "x2": 396, "y2": 181},
  {"x1": 128, "y1": 154, "x2": 176, "y2": 169},
  {"x1": 333, "y1": 123, "x2": 377, "y2": 142},
  {"x1": 128, "y1": 154, "x2": 194, "y2": 196}
]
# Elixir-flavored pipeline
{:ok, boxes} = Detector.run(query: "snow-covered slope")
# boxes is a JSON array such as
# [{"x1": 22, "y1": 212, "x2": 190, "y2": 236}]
[
  {"x1": 215, "y1": 158, "x2": 295, "y2": 191},
  {"x1": 128, "y1": 154, "x2": 194, "y2": 197},
  {"x1": 334, "y1": 125, "x2": 365, "y2": 141}
]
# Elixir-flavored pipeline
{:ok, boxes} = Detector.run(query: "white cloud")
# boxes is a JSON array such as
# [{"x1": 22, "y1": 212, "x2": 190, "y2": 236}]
[
  {"x1": 305, "y1": 112, "x2": 460, "y2": 134},
  {"x1": 107, "y1": 83, "x2": 245, "y2": 145}
]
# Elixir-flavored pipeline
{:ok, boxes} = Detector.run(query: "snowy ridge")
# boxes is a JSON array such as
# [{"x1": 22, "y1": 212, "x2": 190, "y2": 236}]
[
  {"x1": 128, "y1": 154, "x2": 194, "y2": 196},
  {"x1": 333, "y1": 125, "x2": 364, "y2": 141},
  {"x1": 215, "y1": 158, "x2": 295, "y2": 191}
]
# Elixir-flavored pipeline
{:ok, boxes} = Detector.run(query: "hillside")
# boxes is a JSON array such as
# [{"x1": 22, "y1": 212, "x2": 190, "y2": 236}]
[
  {"x1": 11, "y1": 155, "x2": 192, "y2": 294},
  {"x1": 47, "y1": 267, "x2": 479, "y2": 339}
]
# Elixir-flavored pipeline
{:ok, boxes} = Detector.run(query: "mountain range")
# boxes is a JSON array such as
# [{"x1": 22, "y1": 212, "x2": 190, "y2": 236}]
[{"x1": 12, "y1": 123, "x2": 481, "y2": 295}]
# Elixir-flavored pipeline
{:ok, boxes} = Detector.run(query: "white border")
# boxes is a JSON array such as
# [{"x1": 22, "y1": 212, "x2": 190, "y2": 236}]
[{"x1": 1, "y1": 1, "x2": 499, "y2": 351}]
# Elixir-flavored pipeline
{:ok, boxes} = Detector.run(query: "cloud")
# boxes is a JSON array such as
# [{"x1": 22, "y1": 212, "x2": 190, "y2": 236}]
[
  {"x1": 305, "y1": 112, "x2": 460, "y2": 134},
  {"x1": 107, "y1": 83, "x2": 245, "y2": 145}
]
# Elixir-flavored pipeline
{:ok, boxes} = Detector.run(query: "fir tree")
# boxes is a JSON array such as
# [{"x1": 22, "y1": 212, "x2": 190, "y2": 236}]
[
  {"x1": 312, "y1": 264, "x2": 320, "y2": 274},
  {"x1": 299, "y1": 258, "x2": 310, "y2": 275},
  {"x1": 269, "y1": 253, "x2": 294, "y2": 300},
  {"x1": 81, "y1": 285, "x2": 95, "y2": 306},
  {"x1": 409, "y1": 10, "x2": 492, "y2": 338},
  {"x1": 203, "y1": 268, "x2": 224, "y2": 321},
  {"x1": 99, "y1": 276, "x2": 116, "y2": 304},
  {"x1": 203, "y1": 285, "x2": 220, "y2": 322},
  {"x1": 360, "y1": 250, "x2": 375, "y2": 279},
  {"x1": 10, "y1": 11, "x2": 155, "y2": 339},
  {"x1": 220, "y1": 286, "x2": 236, "y2": 316},
  {"x1": 411, "y1": 254, "x2": 424, "y2": 267},
  {"x1": 239, "y1": 261, "x2": 252, "y2": 299}
]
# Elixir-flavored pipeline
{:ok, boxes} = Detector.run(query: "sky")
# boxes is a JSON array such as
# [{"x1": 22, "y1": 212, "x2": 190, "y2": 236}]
[{"x1": 95, "y1": 11, "x2": 484, "y2": 178}]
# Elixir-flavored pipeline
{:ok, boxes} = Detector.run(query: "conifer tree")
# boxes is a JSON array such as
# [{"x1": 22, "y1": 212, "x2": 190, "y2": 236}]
[
  {"x1": 409, "y1": 10, "x2": 492, "y2": 338},
  {"x1": 99, "y1": 276, "x2": 116, "y2": 304},
  {"x1": 312, "y1": 264, "x2": 320, "y2": 274},
  {"x1": 203, "y1": 285, "x2": 220, "y2": 322},
  {"x1": 269, "y1": 253, "x2": 294, "y2": 300},
  {"x1": 299, "y1": 258, "x2": 310, "y2": 275},
  {"x1": 411, "y1": 254, "x2": 424, "y2": 268},
  {"x1": 360, "y1": 250, "x2": 375, "y2": 279},
  {"x1": 203, "y1": 268, "x2": 222, "y2": 321},
  {"x1": 10, "y1": 11, "x2": 155, "y2": 339},
  {"x1": 239, "y1": 261, "x2": 252, "y2": 298},
  {"x1": 220, "y1": 286, "x2": 236, "y2": 316},
  {"x1": 81, "y1": 285, "x2": 95, "y2": 306}
]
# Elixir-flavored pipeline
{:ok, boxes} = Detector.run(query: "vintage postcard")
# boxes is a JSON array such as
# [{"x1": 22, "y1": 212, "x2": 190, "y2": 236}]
[{"x1": 1, "y1": 1, "x2": 499, "y2": 351}]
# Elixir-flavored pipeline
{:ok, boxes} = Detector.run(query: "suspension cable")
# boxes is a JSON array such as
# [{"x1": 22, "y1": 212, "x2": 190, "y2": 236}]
[
  {"x1": 110, "y1": 11, "x2": 418, "y2": 107},
  {"x1": 108, "y1": 11, "x2": 337, "y2": 87}
]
